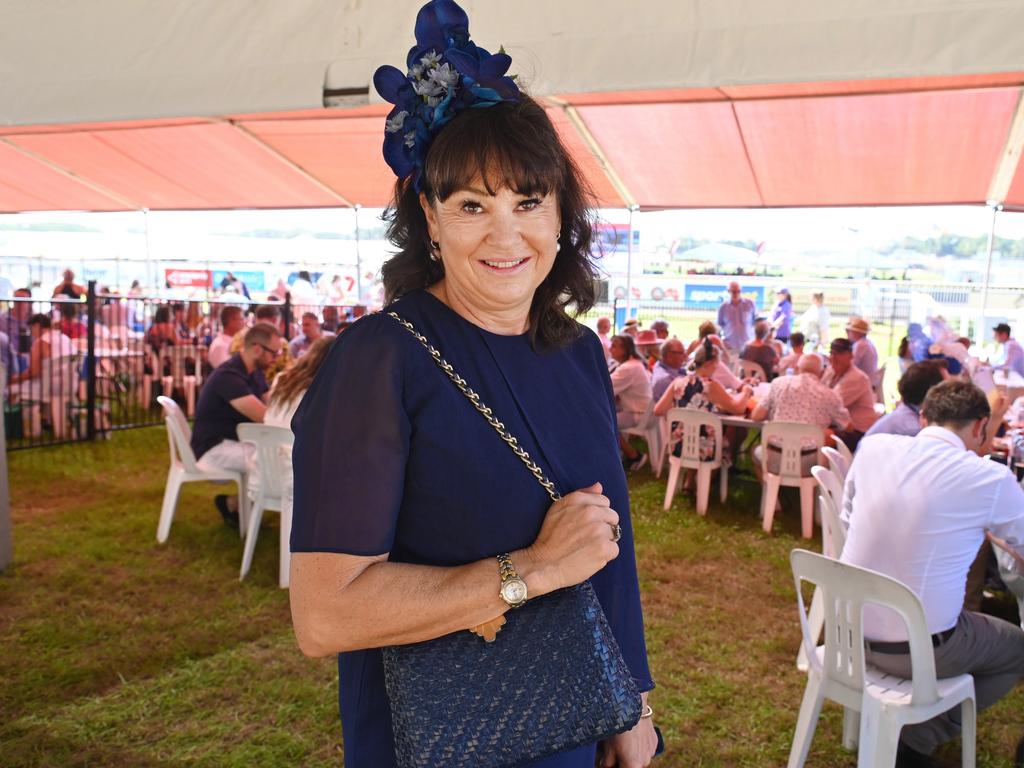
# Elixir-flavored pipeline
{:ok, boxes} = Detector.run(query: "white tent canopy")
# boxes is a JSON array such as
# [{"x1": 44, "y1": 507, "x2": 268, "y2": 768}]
[{"x1": 3, "y1": 0, "x2": 1024, "y2": 126}]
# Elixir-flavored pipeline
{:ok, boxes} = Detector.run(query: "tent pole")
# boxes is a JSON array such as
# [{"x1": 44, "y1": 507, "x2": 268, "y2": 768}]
[
  {"x1": 354, "y1": 205, "x2": 362, "y2": 304},
  {"x1": 625, "y1": 205, "x2": 637, "y2": 321},
  {"x1": 143, "y1": 209, "x2": 152, "y2": 292},
  {"x1": 0, "y1": 362, "x2": 10, "y2": 572},
  {"x1": 978, "y1": 204, "x2": 1000, "y2": 344}
]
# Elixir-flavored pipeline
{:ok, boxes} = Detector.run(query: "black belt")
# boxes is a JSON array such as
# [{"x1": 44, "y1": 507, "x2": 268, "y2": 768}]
[{"x1": 866, "y1": 626, "x2": 956, "y2": 655}]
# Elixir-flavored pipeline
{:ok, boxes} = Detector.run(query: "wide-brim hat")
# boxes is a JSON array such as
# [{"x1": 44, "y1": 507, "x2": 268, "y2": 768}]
[
  {"x1": 845, "y1": 317, "x2": 871, "y2": 334},
  {"x1": 623, "y1": 318, "x2": 640, "y2": 327},
  {"x1": 635, "y1": 329, "x2": 658, "y2": 346}
]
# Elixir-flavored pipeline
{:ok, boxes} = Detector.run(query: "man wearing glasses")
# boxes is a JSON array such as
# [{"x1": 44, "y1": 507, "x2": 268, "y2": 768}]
[{"x1": 190, "y1": 322, "x2": 282, "y2": 527}]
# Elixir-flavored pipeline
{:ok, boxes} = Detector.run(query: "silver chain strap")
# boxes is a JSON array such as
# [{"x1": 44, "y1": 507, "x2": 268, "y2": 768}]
[{"x1": 385, "y1": 310, "x2": 561, "y2": 502}]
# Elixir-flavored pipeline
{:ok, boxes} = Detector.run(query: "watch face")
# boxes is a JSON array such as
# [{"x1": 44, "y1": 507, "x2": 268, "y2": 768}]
[{"x1": 502, "y1": 579, "x2": 527, "y2": 605}]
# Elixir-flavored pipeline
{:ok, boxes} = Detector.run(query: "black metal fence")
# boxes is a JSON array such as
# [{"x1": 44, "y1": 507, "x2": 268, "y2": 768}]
[{"x1": 2, "y1": 283, "x2": 363, "y2": 450}]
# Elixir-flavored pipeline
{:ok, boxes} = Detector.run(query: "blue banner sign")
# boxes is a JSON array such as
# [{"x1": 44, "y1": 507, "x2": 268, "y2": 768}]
[
  {"x1": 683, "y1": 283, "x2": 764, "y2": 310},
  {"x1": 213, "y1": 270, "x2": 266, "y2": 292}
]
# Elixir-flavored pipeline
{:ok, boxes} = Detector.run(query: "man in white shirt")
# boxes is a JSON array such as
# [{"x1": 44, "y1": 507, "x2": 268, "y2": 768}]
[
  {"x1": 821, "y1": 337, "x2": 877, "y2": 450},
  {"x1": 841, "y1": 380, "x2": 1024, "y2": 765},
  {"x1": 799, "y1": 292, "x2": 830, "y2": 350},
  {"x1": 207, "y1": 305, "x2": 245, "y2": 369},
  {"x1": 992, "y1": 322, "x2": 1024, "y2": 378}
]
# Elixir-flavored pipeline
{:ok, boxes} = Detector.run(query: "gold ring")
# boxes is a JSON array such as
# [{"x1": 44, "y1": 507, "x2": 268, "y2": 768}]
[{"x1": 610, "y1": 524, "x2": 622, "y2": 542}]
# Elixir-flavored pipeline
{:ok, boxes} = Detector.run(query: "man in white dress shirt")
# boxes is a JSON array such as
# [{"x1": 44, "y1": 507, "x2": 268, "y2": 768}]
[
  {"x1": 992, "y1": 322, "x2": 1024, "y2": 379},
  {"x1": 841, "y1": 380, "x2": 1023, "y2": 766}
]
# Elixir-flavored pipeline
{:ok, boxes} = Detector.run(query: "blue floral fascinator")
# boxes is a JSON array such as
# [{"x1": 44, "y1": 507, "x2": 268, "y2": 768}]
[{"x1": 373, "y1": 0, "x2": 522, "y2": 191}]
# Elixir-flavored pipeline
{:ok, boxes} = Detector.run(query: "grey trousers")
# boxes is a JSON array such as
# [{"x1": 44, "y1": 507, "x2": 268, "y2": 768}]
[{"x1": 865, "y1": 610, "x2": 1024, "y2": 754}]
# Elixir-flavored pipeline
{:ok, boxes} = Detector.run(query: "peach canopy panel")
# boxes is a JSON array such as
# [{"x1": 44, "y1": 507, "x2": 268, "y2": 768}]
[{"x1": 1, "y1": 76, "x2": 1023, "y2": 212}]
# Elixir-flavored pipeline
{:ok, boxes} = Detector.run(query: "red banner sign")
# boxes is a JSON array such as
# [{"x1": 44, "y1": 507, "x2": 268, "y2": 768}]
[{"x1": 164, "y1": 269, "x2": 212, "y2": 288}]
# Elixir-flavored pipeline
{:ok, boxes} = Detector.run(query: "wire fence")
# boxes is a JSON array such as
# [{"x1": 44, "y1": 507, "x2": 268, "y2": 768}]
[{"x1": 2, "y1": 283, "x2": 360, "y2": 450}]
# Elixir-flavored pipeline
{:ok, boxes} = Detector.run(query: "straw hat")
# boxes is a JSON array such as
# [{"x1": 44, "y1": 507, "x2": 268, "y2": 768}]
[{"x1": 845, "y1": 317, "x2": 871, "y2": 335}]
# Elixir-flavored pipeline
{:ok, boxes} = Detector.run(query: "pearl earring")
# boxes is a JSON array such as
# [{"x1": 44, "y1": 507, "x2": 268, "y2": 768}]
[
  {"x1": 429, "y1": 240, "x2": 441, "y2": 262},
  {"x1": 555, "y1": 234, "x2": 561, "y2": 253}
]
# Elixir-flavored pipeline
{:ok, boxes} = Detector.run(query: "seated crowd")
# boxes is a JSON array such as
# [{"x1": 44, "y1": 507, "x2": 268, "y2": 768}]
[
  {"x1": 605, "y1": 304, "x2": 1024, "y2": 766},
  {"x1": 602, "y1": 307, "x2": 888, "y2": 472}
]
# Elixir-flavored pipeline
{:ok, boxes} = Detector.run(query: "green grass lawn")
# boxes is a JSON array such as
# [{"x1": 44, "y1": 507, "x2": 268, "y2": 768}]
[{"x1": 2, "y1": 428, "x2": 1023, "y2": 766}]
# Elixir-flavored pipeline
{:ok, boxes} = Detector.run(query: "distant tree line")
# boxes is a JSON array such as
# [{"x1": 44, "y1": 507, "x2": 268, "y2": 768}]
[{"x1": 886, "y1": 234, "x2": 1024, "y2": 260}]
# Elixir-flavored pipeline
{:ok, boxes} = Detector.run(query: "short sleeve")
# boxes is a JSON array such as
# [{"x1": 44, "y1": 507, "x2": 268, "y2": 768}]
[
  {"x1": 290, "y1": 317, "x2": 411, "y2": 556},
  {"x1": 218, "y1": 369, "x2": 257, "y2": 402}
]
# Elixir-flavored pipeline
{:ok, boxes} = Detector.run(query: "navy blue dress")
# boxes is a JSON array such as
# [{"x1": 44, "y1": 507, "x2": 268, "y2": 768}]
[{"x1": 291, "y1": 290, "x2": 653, "y2": 768}]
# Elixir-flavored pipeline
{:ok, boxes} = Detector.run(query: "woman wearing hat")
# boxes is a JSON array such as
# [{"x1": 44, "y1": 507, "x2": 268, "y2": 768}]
[
  {"x1": 845, "y1": 316, "x2": 878, "y2": 378},
  {"x1": 288, "y1": 3, "x2": 657, "y2": 766}
]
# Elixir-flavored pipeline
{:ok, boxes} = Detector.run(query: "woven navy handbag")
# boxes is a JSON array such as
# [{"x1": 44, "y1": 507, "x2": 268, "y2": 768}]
[{"x1": 381, "y1": 312, "x2": 643, "y2": 768}]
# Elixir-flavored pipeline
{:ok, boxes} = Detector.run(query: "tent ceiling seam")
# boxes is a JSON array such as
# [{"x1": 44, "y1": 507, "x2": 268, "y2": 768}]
[
  {"x1": 0, "y1": 137, "x2": 141, "y2": 210},
  {"x1": 547, "y1": 97, "x2": 636, "y2": 209},
  {"x1": 225, "y1": 121, "x2": 354, "y2": 207},
  {"x1": 986, "y1": 88, "x2": 1024, "y2": 204},
  {"x1": 728, "y1": 102, "x2": 766, "y2": 207}
]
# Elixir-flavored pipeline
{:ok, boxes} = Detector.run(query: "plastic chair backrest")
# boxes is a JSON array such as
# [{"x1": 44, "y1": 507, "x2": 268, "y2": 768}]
[
  {"x1": 761, "y1": 422, "x2": 824, "y2": 481},
  {"x1": 666, "y1": 407, "x2": 723, "y2": 465},
  {"x1": 833, "y1": 438, "x2": 854, "y2": 468},
  {"x1": 738, "y1": 359, "x2": 767, "y2": 381},
  {"x1": 790, "y1": 549, "x2": 940, "y2": 706},
  {"x1": 236, "y1": 423, "x2": 294, "y2": 499},
  {"x1": 821, "y1": 446, "x2": 849, "y2": 483},
  {"x1": 810, "y1": 465, "x2": 846, "y2": 558},
  {"x1": 157, "y1": 395, "x2": 200, "y2": 473},
  {"x1": 41, "y1": 353, "x2": 80, "y2": 400}
]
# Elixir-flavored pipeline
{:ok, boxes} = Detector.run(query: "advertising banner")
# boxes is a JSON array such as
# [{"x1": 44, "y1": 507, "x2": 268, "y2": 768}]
[
  {"x1": 212, "y1": 270, "x2": 266, "y2": 292},
  {"x1": 164, "y1": 268, "x2": 212, "y2": 288},
  {"x1": 683, "y1": 283, "x2": 765, "y2": 310}
]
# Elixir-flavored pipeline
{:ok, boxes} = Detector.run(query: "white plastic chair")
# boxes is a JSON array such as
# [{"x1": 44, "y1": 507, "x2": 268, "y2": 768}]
[
  {"x1": 822, "y1": 446, "x2": 850, "y2": 486},
  {"x1": 833, "y1": 438, "x2": 854, "y2": 469},
  {"x1": 237, "y1": 423, "x2": 294, "y2": 588},
  {"x1": 759, "y1": 422, "x2": 824, "y2": 539},
  {"x1": 622, "y1": 400, "x2": 665, "y2": 478},
  {"x1": 662, "y1": 408, "x2": 728, "y2": 515},
  {"x1": 738, "y1": 359, "x2": 768, "y2": 382},
  {"x1": 787, "y1": 549, "x2": 976, "y2": 768},
  {"x1": 155, "y1": 395, "x2": 248, "y2": 543},
  {"x1": 796, "y1": 466, "x2": 850, "y2": 675}
]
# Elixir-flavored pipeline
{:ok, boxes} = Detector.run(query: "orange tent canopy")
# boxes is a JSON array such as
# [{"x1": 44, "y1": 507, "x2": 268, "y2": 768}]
[{"x1": 1, "y1": 73, "x2": 1023, "y2": 213}]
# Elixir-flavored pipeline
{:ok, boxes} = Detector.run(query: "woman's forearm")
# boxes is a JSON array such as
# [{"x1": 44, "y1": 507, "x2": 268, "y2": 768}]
[{"x1": 290, "y1": 550, "x2": 552, "y2": 657}]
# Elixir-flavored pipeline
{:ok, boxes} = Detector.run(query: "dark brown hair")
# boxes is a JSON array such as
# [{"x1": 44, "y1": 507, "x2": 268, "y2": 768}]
[
  {"x1": 611, "y1": 334, "x2": 643, "y2": 363},
  {"x1": 897, "y1": 361, "x2": 946, "y2": 406},
  {"x1": 921, "y1": 380, "x2": 990, "y2": 428},
  {"x1": 381, "y1": 95, "x2": 598, "y2": 349}
]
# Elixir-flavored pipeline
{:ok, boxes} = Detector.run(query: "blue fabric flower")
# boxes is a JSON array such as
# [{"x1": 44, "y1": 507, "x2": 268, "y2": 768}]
[{"x1": 373, "y1": 0, "x2": 522, "y2": 191}]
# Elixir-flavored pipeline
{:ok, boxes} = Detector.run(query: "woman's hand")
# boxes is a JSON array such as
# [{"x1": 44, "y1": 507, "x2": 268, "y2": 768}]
[
  {"x1": 518, "y1": 482, "x2": 619, "y2": 596},
  {"x1": 601, "y1": 695, "x2": 658, "y2": 767}
]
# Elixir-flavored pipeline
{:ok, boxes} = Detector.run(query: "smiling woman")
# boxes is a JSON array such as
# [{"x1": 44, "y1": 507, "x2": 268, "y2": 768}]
[
  {"x1": 288, "y1": 2, "x2": 658, "y2": 767},
  {"x1": 381, "y1": 96, "x2": 599, "y2": 348}
]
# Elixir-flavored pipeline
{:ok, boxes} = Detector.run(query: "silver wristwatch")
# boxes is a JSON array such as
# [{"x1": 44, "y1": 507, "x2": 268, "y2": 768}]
[{"x1": 497, "y1": 553, "x2": 528, "y2": 608}]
